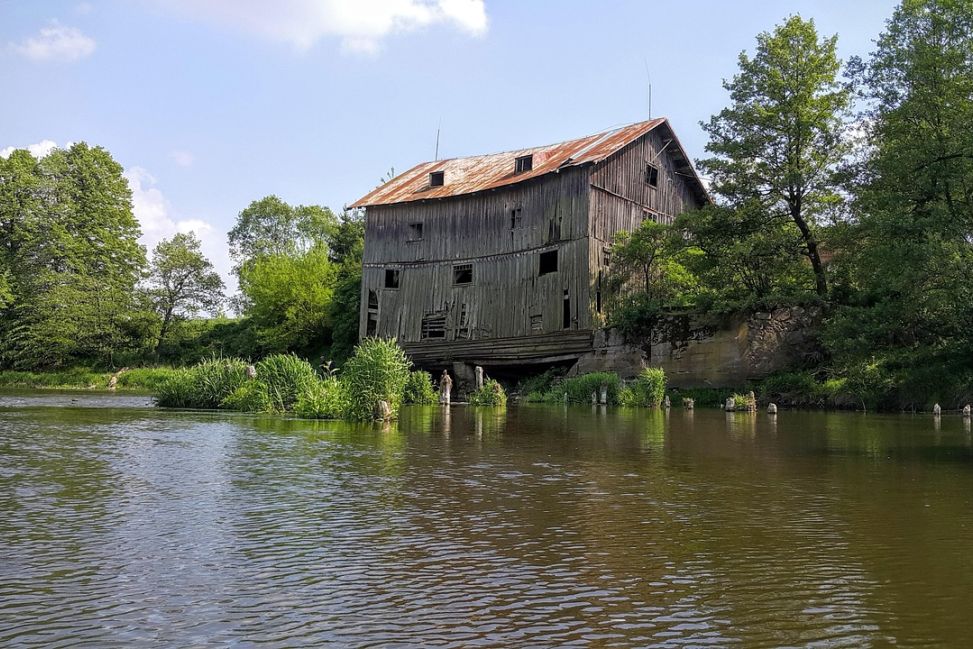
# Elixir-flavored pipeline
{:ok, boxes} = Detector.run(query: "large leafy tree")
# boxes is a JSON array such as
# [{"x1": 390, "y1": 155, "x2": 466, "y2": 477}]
[
  {"x1": 699, "y1": 15, "x2": 851, "y2": 299},
  {"x1": 827, "y1": 0, "x2": 973, "y2": 400},
  {"x1": 147, "y1": 232, "x2": 225, "y2": 354},
  {"x1": 228, "y1": 195, "x2": 338, "y2": 272},
  {"x1": 0, "y1": 143, "x2": 147, "y2": 368}
]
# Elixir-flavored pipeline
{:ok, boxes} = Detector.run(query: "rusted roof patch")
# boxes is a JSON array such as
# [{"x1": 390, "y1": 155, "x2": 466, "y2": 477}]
[{"x1": 350, "y1": 118, "x2": 707, "y2": 208}]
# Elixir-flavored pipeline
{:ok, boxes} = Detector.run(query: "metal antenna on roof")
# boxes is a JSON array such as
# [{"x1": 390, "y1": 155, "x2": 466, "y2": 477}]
[
  {"x1": 644, "y1": 58, "x2": 652, "y2": 119},
  {"x1": 435, "y1": 118, "x2": 441, "y2": 161}
]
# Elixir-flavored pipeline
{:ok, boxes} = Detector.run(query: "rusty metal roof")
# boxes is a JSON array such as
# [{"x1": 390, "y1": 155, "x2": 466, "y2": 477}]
[{"x1": 350, "y1": 117, "x2": 708, "y2": 208}]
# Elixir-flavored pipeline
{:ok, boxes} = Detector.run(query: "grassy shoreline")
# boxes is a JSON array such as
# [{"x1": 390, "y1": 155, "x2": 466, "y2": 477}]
[{"x1": 0, "y1": 368, "x2": 181, "y2": 393}]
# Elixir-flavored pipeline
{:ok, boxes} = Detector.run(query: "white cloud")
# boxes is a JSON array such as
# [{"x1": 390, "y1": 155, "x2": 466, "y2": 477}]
[
  {"x1": 9, "y1": 22, "x2": 96, "y2": 63},
  {"x1": 0, "y1": 139, "x2": 60, "y2": 159},
  {"x1": 157, "y1": 0, "x2": 487, "y2": 53},
  {"x1": 124, "y1": 167, "x2": 235, "y2": 293},
  {"x1": 169, "y1": 149, "x2": 195, "y2": 167}
]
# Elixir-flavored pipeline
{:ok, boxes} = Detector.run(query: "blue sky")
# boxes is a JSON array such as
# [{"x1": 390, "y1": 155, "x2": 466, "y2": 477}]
[{"x1": 1, "y1": 0, "x2": 897, "y2": 287}]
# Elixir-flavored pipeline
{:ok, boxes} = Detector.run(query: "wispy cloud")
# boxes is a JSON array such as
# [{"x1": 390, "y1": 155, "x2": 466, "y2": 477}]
[
  {"x1": 156, "y1": 0, "x2": 488, "y2": 54},
  {"x1": 9, "y1": 22, "x2": 96, "y2": 63},
  {"x1": 169, "y1": 149, "x2": 195, "y2": 167},
  {"x1": 124, "y1": 167, "x2": 234, "y2": 290},
  {"x1": 0, "y1": 139, "x2": 60, "y2": 159}
]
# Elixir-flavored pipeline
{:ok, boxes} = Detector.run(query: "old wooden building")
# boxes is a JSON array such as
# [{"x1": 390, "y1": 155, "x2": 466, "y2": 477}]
[{"x1": 350, "y1": 118, "x2": 709, "y2": 373}]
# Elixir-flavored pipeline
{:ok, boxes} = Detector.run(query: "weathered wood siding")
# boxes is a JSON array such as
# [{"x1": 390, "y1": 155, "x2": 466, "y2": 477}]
[
  {"x1": 359, "y1": 169, "x2": 593, "y2": 347},
  {"x1": 586, "y1": 130, "x2": 704, "y2": 323}
]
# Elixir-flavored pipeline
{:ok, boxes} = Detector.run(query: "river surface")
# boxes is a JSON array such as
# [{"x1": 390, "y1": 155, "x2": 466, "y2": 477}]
[{"x1": 1, "y1": 391, "x2": 972, "y2": 647}]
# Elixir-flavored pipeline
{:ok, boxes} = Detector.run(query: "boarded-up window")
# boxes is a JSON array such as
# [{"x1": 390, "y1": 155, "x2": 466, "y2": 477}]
[
  {"x1": 645, "y1": 163, "x2": 659, "y2": 187},
  {"x1": 530, "y1": 314, "x2": 542, "y2": 332},
  {"x1": 539, "y1": 250, "x2": 558, "y2": 276},
  {"x1": 421, "y1": 312, "x2": 447, "y2": 339},
  {"x1": 408, "y1": 222, "x2": 423, "y2": 241},
  {"x1": 430, "y1": 171, "x2": 444, "y2": 186},
  {"x1": 515, "y1": 154, "x2": 533, "y2": 174},
  {"x1": 384, "y1": 269, "x2": 400, "y2": 289},
  {"x1": 453, "y1": 263, "x2": 473, "y2": 285}
]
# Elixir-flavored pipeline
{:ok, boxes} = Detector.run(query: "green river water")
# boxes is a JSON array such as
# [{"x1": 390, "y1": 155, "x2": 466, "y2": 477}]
[{"x1": 1, "y1": 390, "x2": 971, "y2": 647}]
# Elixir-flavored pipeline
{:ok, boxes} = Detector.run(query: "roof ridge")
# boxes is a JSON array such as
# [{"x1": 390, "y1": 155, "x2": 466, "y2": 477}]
[{"x1": 427, "y1": 117, "x2": 667, "y2": 166}]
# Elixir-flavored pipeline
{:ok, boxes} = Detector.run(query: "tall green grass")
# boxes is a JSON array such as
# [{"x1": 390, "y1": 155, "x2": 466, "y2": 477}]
[
  {"x1": 155, "y1": 357, "x2": 249, "y2": 409},
  {"x1": 403, "y1": 370, "x2": 438, "y2": 405},
  {"x1": 468, "y1": 378, "x2": 507, "y2": 406},
  {"x1": 619, "y1": 368, "x2": 667, "y2": 407},
  {"x1": 340, "y1": 338, "x2": 412, "y2": 420}
]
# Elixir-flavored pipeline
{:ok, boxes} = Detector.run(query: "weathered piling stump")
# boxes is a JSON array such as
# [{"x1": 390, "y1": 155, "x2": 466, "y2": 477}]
[
  {"x1": 375, "y1": 400, "x2": 392, "y2": 420},
  {"x1": 725, "y1": 397, "x2": 735, "y2": 412},
  {"x1": 683, "y1": 397, "x2": 695, "y2": 410},
  {"x1": 599, "y1": 385, "x2": 608, "y2": 405},
  {"x1": 933, "y1": 403, "x2": 942, "y2": 416},
  {"x1": 591, "y1": 391, "x2": 598, "y2": 405},
  {"x1": 964, "y1": 404, "x2": 971, "y2": 417},
  {"x1": 246, "y1": 364, "x2": 257, "y2": 380},
  {"x1": 475, "y1": 366, "x2": 484, "y2": 391},
  {"x1": 768, "y1": 403, "x2": 778, "y2": 414},
  {"x1": 663, "y1": 395, "x2": 671, "y2": 409}
]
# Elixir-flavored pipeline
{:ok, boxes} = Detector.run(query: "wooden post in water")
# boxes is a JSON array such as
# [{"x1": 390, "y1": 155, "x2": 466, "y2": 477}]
[
  {"x1": 964, "y1": 404, "x2": 971, "y2": 417},
  {"x1": 768, "y1": 403, "x2": 778, "y2": 414},
  {"x1": 599, "y1": 385, "x2": 608, "y2": 405},
  {"x1": 475, "y1": 366, "x2": 484, "y2": 391},
  {"x1": 933, "y1": 403, "x2": 942, "y2": 416}
]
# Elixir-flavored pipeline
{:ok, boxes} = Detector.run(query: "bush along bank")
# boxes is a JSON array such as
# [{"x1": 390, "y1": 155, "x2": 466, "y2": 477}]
[
  {"x1": 0, "y1": 367, "x2": 182, "y2": 392},
  {"x1": 521, "y1": 368, "x2": 667, "y2": 408},
  {"x1": 155, "y1": 339, "x2": 509, "y2": 421}
]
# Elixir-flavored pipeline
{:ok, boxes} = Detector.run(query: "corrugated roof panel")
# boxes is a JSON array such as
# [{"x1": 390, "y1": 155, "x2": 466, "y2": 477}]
[{"x1": 350, "y1": 118, "x2": 672, "y2": 208}]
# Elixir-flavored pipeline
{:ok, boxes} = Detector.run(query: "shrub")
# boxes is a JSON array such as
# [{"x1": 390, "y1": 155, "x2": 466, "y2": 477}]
[
  {"x1": 221, "y1": 380, "x2": 274, "y2": 413},
  {"x1": 155, "y1": 369, "x2": 197, "y2": 408},
  {"x1": 619, "y1": 367, "x2": 667, "y2": 407},
  {"x1": 340, "y1": 338, "x2": 411, "y2": 420},
  {"x1": 403, "y1": 370, "x2": 438, "y2": 405},
  {"x1": 115, "y1": 367, "x2": 181, "y2": 392},
  {"x1": 294, "y1": 377, "x2": 348, "y2": 419},
  {"x1": 155, "y1": 356, "x2": 248, "y2": 409},
  {"x1": 255, "y1": 353, "x2": 319, "y2": 412},
  {"x1": 468, "y1": 378, "x2": 507, "y2": 406},
  {"x1": 515, "y1": 368, "x2": 563, "y2": 397}
]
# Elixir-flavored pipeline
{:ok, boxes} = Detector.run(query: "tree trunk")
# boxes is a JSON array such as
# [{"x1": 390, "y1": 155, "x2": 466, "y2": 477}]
[
  {"x1": 790, "y1": 204, "x2": 828, "y2": 298},
  {"x1": 156, "y1": 308, "x2": 173, "y2": 356}
]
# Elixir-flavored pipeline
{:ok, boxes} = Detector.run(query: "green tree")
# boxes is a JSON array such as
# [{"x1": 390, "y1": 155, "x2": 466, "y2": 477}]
[
  {"x1": 0, "y1": 143, "x2": 147, "y2": 368},
  {"x1": 238, "y1": 244, "x2": 338, "y2": 355},
  {"x1": 228, "y1": 195, "x2": 338, "y2": 272},
  {"x1": 826, "y1": 0, "x2": 973, "y2": 404},
  {"x1": 700, "y1": 15, "x2": 852, "y2": 299},
  {"x1": 147, "y1": 232, "x2": 225, "y2": 355}
]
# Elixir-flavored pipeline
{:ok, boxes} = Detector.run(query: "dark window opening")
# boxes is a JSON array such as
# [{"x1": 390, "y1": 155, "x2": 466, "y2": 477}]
[
  {"x1": 366, "y1": 312, "x2": 378, "y2": 337},
  {"x1": 596, "y1": 271, "x2": 603, "y2": 313},
  {"x1": 645, "y1": 163, "x2": 660, "y2": 187},
  {"x1": 408, "y1": 222, "x2": 423, "y2": 241},
  {"x1": 430, "y1": 170, "x2": 445, "y2": 186},
  {"x1": 384, "y1": 269, "x2": 400, "y2": 289},
  {"x1": 510, "y1": 207, "x2": 523, "y2": 229},
  {"x1": 453, "y1": 263, "x2": 473, "y2": 285},
  {"x1": 515, "y1": 154, "x2": 533, "y2": 174},
  {"x1": 367, "y1": 289, "x2": 379, "y2": 309},
  {"x1": 562, "y1": 290, "x2": 571, "y2": 329},
  {"x1": 603, "y1": 247, "x2": 612, "y2": 268},
  {"x1": 530, "y1": 314, "x2": 542, "y2": 332},
  {"x1": 421, "y1": 312, "x2": 447, "y2": 340},
  {"x1": 539, "y1": 250, "x2": 558, "y2": 276},
  {"x1": 455, "y1": 304, "x2": 470, "y2": 340}
]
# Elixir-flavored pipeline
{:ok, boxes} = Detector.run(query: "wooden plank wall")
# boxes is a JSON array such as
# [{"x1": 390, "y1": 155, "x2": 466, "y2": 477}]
[
  {"x1": 359, "y1": 168, "x2": 593, "y2": 344},
  {"x1": 586, "y1": 130, "x2": 703, "y2": 321}
]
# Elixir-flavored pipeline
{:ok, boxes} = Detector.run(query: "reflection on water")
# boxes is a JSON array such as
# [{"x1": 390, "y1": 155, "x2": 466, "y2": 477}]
[{"x1": 1, "y1": 392, "x2": 972, "y2": 647}]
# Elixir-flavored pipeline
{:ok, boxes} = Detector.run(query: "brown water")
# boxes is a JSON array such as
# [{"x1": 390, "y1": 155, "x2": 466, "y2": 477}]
[{"x1": 1, "y1": 391, "x2": 972, "y2": 647}]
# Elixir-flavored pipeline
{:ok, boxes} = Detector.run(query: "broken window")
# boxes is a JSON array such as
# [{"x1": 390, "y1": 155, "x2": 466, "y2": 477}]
[
  {"x1": 408, "y1": 222, "x2": 423, "y2": 241},
  {"x1": 510, "y1": 207, "x2": 523, "y2": 229},
  {"x1": 515, "y1": 154, "x2": 533, "y2": 174},
  {"x1": 563, "y1": 290, "x2": 571, "y2": 329},
  {"x1": 455, "y1": 303, "x2": 470, "y2": 340},
  {"x1": 453, "y1": 263, "x2": 473, "y2": 285},
  {"x1": 366, "y1": 312, "x2": 378, "y2": 336},
  {"x1": 367, "y1": 289, "x2": 379, "y2": 309},
  {"x1": 602, "y1": 247, "x2": 612, "y2": 268},
  {"x1": 539, "y1": 249, "x2": 558, "y2": 276},
  {"x1": 421, "y1": 312, "x2": 447, "y2": 340},
  {"x1": 645, "y1": 163, "x2": 659, "y2": 187},
  {"x1": 430, "y1": 170, "x2": 445, "y2": 186},
  {"x1": 384, "y1": 269, "x2": 400, "y2": 289},
  {"x1": 596, "y1": 271, "x2": 603, "y2": 314},
  {"x1": 530, "y1": 314, "x2": 543, "y2": 332}
]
